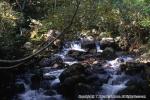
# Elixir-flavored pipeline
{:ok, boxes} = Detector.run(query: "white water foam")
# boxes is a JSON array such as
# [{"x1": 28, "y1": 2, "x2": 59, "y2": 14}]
[
  {"x1": 43, "y1": 69, "x2": 64, "y2": 78},
  {"x1": 17, "y1": 69, "x2": 64, "y2": 100},
  {"x1": 18, "y1": 89, "x2": 64, "y2": 100},
  {"x1": 100, "y1": 56, "x2": 133, "y2": 99},
  {"x1": 95, "y1": 42, "x2": 103, "y2": 53},
  {"x1": 70, "y1": 41, "x2": 86, "y2": 52},
  {"x1": 104, "y1": 56, "x2": 133, "y2": 69},
  {"x1": 55, "y1": 41, "x2": 87, "y2": 66}
]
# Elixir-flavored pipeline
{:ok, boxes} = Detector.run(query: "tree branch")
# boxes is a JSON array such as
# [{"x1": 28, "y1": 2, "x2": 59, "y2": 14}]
[{"x1": 0, "y1": 0, "x2": 80, "y2": 69}]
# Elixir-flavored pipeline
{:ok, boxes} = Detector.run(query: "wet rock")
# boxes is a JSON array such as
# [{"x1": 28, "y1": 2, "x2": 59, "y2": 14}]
[
  {"x1": 88, "y1": 48, "x2": 97, "y2": 54},
  {"x1": 86, "y1": 74, "x2": 110, "y2": 84},
  {"x1": 68, "y1": 50, "x2": 86, "y2": 59},
  {"x1": 60, "y1": 75, "x2": 86, "y2": 96},
  {"x1": 50, "y1": 56, "x2": 64, "y2": 68},
  {"x1": 44, "y1": 90, "x2": 57, "y2": 96},
  {"x1": 41, "y1": 80, "x2": 51, "y2": 89},
  {"x1": 120, "y1": 62, "x2": 146, "y2": 75},
  {"x1": 126, "y1": 78, "x2": 147, "y2": 86},
  {"x1": 100, "y1": 38, "x2": 120, "y2": 50},
  {"x1": 59, "y1": 63, "x2": 106, "y2": 98},
  {"x1": 101, "y1": 47, "x2": 116, "y2": 60},
  {"x1": 81, "y1": 57, "x2": 98, "y2": 65},
  {"x1": 59, "y1": 63, "x2": 85, "y2": 82},
  {"x1": 74, "y1": 83, "x2": 96, "y2": 98},
  {"x1": 118, "y1": 80, "x2": 150, "y2": 98},
  {"x1": 53, "y1": 39, "x2": 62, "y2": 49},
  {"x1": 87, "y1": 66, "x2": 107, "y2": 75},
  {"x1": 39, "y1": 58, "x2": 51, "y2": 67},
  {"x1": 14, "y1": 83, "x2": 25, "y2": 93},
  {"x1": 39, "y1": 56, "x2": 64, "y2": 68},
  {"x1": 81, "y1": 36, "x2": 94, "y2": 42},
  {"x1": 51, "y1": 81, "x2": 61, "y2": 91},
  {"x1": 43, "y1": 75, "x2": 56, "y2": 80},
  {"x1": 77, "y1": 54, "x2": 94, "y2": 61},
  {"x1": 81, "y1": 41, "x2": 96, "y2": 50},
  {"x1": 31, "y1": 74, "x2": 42, "y2": 89},
  {"x1": 24, "y1": 42, "x2": 32, "y2": 50},
  {"x1": 59, "y1": 63, "x2": 87, "y2": 97}
]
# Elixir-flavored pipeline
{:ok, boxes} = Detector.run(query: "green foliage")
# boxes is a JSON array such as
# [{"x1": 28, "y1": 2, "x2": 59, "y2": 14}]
[
  {"x1": 0, "y1": 1, "x2": 26, "y2": 59},
  {"x1": 0, "y1": 0, "x2": 150, "y2": 59},
  {"x1": 139, "y1": 17, "x2": 150, "y2": 27}
]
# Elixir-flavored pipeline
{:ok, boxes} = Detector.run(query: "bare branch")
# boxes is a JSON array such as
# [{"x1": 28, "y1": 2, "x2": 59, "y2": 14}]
[{"x1": 0, "y1": 0, "x2": 80, "y2": 69}]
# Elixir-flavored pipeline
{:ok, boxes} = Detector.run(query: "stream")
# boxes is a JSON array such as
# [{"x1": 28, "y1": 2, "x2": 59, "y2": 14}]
[{"x1": 13, "y1": 38, "x2": 148, "y2": 100}]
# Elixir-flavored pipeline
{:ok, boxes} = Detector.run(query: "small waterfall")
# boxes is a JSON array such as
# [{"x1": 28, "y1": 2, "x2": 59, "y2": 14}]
[
  {"x1": 16, "y1": 69, "x2": 65, "y2": 100},
  {"x1": 95, "y1": 41, "x2": 103, "y2": 53},
  {"x1": 43, "y1": 69, "x2": 64, "y2": 78},
  {"x1": 55, "y1": 41, "x2": 86, "y2": 66},
  {"x1": 70, "y1": 41, "x2": 86, "y2": 52},
  {"x1": 63, "y1": 41, "x2": 85, "y2": 52},
  {"x1": 18, "y1": 89, "x2": 64, "y2": 100},
  {"x1": 14, "y1": 39, "x2": 143, "y2": 100},
  {"x1": 100, "y1": 56, "x2": 133, "y2": 99}
]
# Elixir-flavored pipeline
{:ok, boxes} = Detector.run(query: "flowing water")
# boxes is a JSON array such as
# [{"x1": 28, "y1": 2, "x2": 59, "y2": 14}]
[{"x1": 14, "y1": 40, "x2": 142, "y2": 100}]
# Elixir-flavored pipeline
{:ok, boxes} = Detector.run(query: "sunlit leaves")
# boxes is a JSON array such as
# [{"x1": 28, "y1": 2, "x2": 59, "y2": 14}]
[{"x1": 139, "y1": 17, "x2": 150, "y2": 27}]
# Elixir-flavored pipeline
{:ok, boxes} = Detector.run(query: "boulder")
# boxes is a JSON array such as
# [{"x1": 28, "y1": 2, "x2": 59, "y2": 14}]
[
  {"x1": 39, "y1": 56, "x2": 64, "y2": 68},
  {"x1": 24, "y1": 42, "x2": 32, "y2": 50},
  {"x1": 39, "y1": 58, "x2": 51, "y2": 67},
  {"x1": 52, "y1": 56, "x2": 64, "y2": 68},
  {"x1": 59, "y1": 63, "x2": 106, "y2": 98},
  {"x1": 74, "y1": 83, "x2": 96, "y2": 99},
  {"x1": 85, "y1": 74, "x2": 110, "y2": 86},
  {"x1": 59, "y1": 63, "x2": 85, "y2": 82},
  {"x1": 43, "y1": 75, "x2": 56, "y2": 80},
  {"x1": 44, "y1": 90, "x2": 57, "y2": 96},
  {"x1": 14, "y1": 82, "x2": 25, "y2": 93},
  {"x1": 60, "y1": 74, "x2": 86, "y2": 96},
  {"x1": 77, "y1": 54, "x2": 95, "y2": 61},
  {"x1": 100, "y1": 38, "x2": 120, "y2": 50},
  {"x1": 31, "y1": 74, "x2": 42, "y2": 89},
  {"x1": 101, "y1": 47, "x2": 116, "y2": 60},
  {"x1": 81, "y1": 39, "x2": 96, "y2": 50},
  {"x1": 53, "y1": 39, "x2": 63, "y2": 49},
  {"x1": 118, "y1": 80, "x2": 150, "y2": 98},
  {"x1": 67, "y1": 50, "x2": 86, "y2": 59},
  {"x1": 120, "y1": 62, "x2": 146, "y2": 75}
]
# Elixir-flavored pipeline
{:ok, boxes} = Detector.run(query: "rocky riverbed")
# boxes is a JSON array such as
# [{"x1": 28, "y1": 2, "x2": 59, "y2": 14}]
[{"x1": 1, "y1": 37, "x2": 150, "y2": 100}]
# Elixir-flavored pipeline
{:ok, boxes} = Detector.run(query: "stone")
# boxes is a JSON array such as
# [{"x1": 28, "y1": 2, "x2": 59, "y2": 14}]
[
  {"x1": 100, "y1": 38, "x2": 120, "y2": 50},
  {"x1": 43, "y1": 75, "x2": 56, "y2": 80},
  {"x1": 118, "y1": 80, "x2": 150, "y2": 98},
  {"x1": 31, "y1": 74, "x2": 42, "y2": 89},
  {"x1": 86, "y1": 74, "x2": 110, "y2": 84},
  {"x1": 67, "y1": 50, "x2": 86, "y2": 59},
  {"x1": 39, "y1": 56, "x2": 64, "y2": 68},
  {"x1": 53, "y1": 39, "x2": 62, "y2": 49},
  {"x1": 14, "y1": 83, "x2": 25, "y2": 93},
  {"x1": 81, "y1": 40, "x2": 96, "y2": 50},
  {"x1": 44, "y1": 90, "x2": 57, "y2": 96},
  {"x1": 59, "y1": 63, "x2": 85, "y2": 82},
  {"x1": 50, "y1": 56, "x2": 64, "y2": 68},
  {"x1": 59, "y1": 63, "x2": 107, "y2": 98},
  {"x1": 74, "y1": 83, "x2": 95, "y2": 98},
  {"x1": 60, "y1": 75, "x2": 86, "y2": 97},
  {"x1": 101, "y1": 47, "x2": 116, "y2": 60},
  {"x1": 39, "y1": 58, "x2": 51, "y2": 67},
  {"x1": 24, "y1": 42, "x2": 32, "y2": 50},
  {"x1": 120, "y1": 62, "x2": 146, "y2": 75}
]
